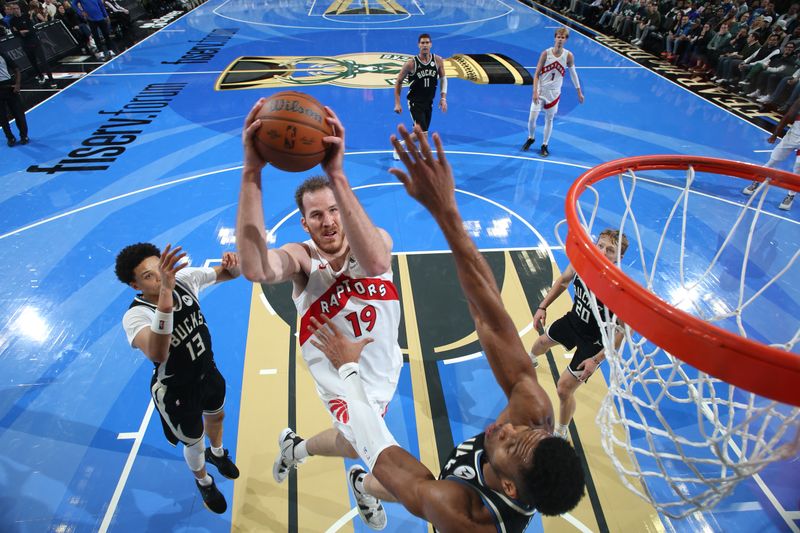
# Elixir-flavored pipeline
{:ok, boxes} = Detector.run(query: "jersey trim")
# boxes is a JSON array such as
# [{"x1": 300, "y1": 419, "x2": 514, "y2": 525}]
[{"x1": 298, "y1": 274, "x2": 400, "y2": 345}]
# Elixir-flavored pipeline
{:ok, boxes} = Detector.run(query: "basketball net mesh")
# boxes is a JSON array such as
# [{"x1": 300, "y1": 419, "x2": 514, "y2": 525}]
[{"x1": 559, "y1": 165, "x2": 800, "y2": 518}]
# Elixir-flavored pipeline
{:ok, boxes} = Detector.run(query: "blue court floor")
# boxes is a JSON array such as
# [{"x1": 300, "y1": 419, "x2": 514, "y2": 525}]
[{"x1": 1, "y1": 0, "x2": 798, "y2": 532}]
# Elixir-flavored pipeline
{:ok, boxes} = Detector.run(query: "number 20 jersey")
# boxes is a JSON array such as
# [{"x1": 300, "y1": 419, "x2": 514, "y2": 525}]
[{"x1": 294, "y1": 240, "x2": 403, "y2": 405}]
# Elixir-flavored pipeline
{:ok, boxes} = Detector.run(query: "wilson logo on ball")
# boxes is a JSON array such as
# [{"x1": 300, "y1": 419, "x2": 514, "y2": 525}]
[{"x1": 254, "y1": 91, "x2": 333, "y2": 172}]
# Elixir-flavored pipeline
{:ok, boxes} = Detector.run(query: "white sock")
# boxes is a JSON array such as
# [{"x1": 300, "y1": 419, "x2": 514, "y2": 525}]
[
  {"x1": 197, "y1": 474, "x2": 213, "y2": 486},
  {"x1": 211, "y1": 445, "x2": 224, "y2": 457},
  {"x1": 294, "y1": 440, "x2": 309, "y2": 460},
  {"x1": 543, "y1": 115, "x2": 554, "y2": 145}
]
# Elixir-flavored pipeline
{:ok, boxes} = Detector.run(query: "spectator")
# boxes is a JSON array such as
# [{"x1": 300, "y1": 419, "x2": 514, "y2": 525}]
[
  {"x1": 693, "y1": 21, "x2": 734, "y2": 71},
  {"x1": 76, "y1": 0, "x2": 116, "y2": 60},
  {"x1": 56, "y1": 1, "x2": 94, "y2": 54},
  {"x1": 0, "y1": 49, "x2": 28, "y2": 146},
  {"x1": 712, "y1": 31, "x2": 762, "y2": 82},
  {"x1": 6, "y1": 2, "x2": 57, "y2": 88},
  {"x1": 104, "y1": 0, "x2": 134, "y2": 48},
  {"x1": 731, "y1": 32, "x2": 782, "y2": 86},
  {"x1": 633, "y1": 2, "x2": 662, "y2": 46},
  {"x1": 744, "y1": 40, "x2": 796, "y2": 97}
]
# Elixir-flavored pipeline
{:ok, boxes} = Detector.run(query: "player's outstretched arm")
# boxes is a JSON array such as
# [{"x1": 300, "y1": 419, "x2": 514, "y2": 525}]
[
  {"x1": 320, "y1": 107, "x2": 393, "y2": 276},
  {"x1": 533, "y1": 264, "x2": 575, "y2": 330},
  {"x1": 308, "y1": 316, "x2": 487, "y2": 532},
  {"x1": 236, "y1": 98, "x2": 305, "y2": 284},
  {"x1": 770, "y1": 98, "x2": 800, "y2": 142},
  {"x1": 389, "y1": 126, "x2": 535, "y2": 397}
]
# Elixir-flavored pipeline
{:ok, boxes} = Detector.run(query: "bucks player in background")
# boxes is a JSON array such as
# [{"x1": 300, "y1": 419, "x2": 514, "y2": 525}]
[
  {"x1": 305, "y1": 124, "x2": 585, "y2": 532},
  {"x1": 393, "y1": 33, "x2": 447, "y2": 158},
  {"x1": 116, "y1": 243, "x2": 241, "y2": 514},
  {"x1": 529, "y1": 229, "x2": 627, "y2": 439},
  {"x1": 522, "y1": 27, "x2": 584, "y2": 157}
]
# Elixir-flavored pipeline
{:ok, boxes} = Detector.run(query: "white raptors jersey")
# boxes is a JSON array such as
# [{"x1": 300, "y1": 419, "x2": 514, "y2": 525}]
[
  {"x1": 293, "y1": 240, "x2": 403, "y2": 410},
  {"x1": 538, "y1": 47, "x2": 568, "y2": 95}
]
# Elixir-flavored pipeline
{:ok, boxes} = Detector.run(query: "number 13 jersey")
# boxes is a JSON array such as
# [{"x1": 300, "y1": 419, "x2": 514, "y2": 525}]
[{"x1": 294, "y1": 240, "x2": 403, "y2": 407}]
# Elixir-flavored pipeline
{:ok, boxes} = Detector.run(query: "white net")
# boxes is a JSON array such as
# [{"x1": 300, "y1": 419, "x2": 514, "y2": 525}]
[{"x1": 559, "y1": 162, "x2": 800, "y2": 518}]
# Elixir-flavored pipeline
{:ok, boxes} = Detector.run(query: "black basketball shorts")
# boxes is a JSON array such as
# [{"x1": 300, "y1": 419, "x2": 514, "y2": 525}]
[
  {"x1": 409, "y1": 100, "x2": 433, "y2": 132},
  {"x1": 546, "y1": 314, "x2": 603, "y2": 380},
  {"x1": 150, "y1": 364, "x2": 226, "y2": 446}
]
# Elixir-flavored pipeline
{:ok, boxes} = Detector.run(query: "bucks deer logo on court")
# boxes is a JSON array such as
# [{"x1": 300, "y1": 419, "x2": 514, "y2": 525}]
[{"x1": 215, "y1": 53, "x2": 532, "y2": 91}]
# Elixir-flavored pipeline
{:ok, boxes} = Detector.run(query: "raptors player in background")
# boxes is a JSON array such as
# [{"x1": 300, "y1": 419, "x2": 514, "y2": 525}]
[
  {"x1": 522, "y1": 28, "x2": 584, "y2": 157},
  {"x1": 236, "y1": 100, "x2": 401, "y2": 529}
]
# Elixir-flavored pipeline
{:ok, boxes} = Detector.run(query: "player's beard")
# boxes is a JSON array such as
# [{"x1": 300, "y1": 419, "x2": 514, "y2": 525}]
[{"x1": 312, "y1": 228, "x2": 345, "y2": 256}]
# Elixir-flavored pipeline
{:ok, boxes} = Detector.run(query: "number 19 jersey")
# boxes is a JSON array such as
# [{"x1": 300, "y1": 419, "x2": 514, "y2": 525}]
[{"x1": 293, "y1": 240, "x2": 403, "y2": 413}]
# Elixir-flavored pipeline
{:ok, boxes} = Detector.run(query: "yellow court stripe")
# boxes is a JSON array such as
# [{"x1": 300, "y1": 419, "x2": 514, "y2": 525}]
[
  {"x1": 397, "y1": 254, "x2": 440, "y2": 474},
  {"x1": 324, "y1": 0, "x2": 347, "y2": 15},
  {"x1": 231, "y1": 284, "x2": 291, "y2": 531},
  {"x1": 397, "y1": 254, "x2": 437, "y2": 533}
]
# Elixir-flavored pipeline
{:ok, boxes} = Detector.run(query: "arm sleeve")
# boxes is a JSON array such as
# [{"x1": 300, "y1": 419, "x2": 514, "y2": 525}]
[
  {"x1": 569, "y1": 65, "x2": 581, "y2": 89},
  {"x1": 122, "y1": 306, "x2": 154, "y2": 347},
  {"x1": 338, "y1": 363, "x2": 399, "y2": 470}
]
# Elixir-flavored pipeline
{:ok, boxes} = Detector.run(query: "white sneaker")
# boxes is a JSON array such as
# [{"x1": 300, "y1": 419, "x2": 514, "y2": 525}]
[
  {"x1": 272, "y1": 428, "x2": 306, "y2": 483},
  {"x1": 348, "y1": 465, "x2": 387, "y2": 530},
  {"x1": 779, "y1": 193, "x2": 795, "y2": 210},
  {"x1": 747, "y1": 90, "x2": 761, "y2": 98},
  {"x1": 757, "y1": 94, "x2": 771, "y2": 103},
  {"x1": 554, "y1": 425, "x2": 569, "y2": 439},
  {"x1": 742, "y1": 181, "x2": 758, "y2": 196}
]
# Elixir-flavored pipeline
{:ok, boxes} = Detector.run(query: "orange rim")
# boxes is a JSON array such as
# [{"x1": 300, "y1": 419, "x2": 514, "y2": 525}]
[{"x1": 565, "y1": 155, "x2": 800, "y2": 407}]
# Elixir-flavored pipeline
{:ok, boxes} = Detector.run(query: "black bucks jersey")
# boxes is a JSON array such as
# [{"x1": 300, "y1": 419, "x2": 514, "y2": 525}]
[
  {"x1": 438, "y1": 433, "x2": 536, "y2": 532},
  {"x1": 127, "y1": 276, "x2": 214, "y2": 387},
  {"x1": 407, "y1": 55, "x2": 439, "y2": 103},
  {"x1": 567, "y1": 273, "x2": 612, "y2": 340}
]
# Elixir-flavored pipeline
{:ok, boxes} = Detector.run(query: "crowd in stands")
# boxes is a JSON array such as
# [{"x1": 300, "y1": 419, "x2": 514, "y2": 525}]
[
  {"x1": 540, "y1": 0, "x2": 800, "y2": 114},
  {"x1": 0, "y1": 0, "x2": 136, "y2": 63}
]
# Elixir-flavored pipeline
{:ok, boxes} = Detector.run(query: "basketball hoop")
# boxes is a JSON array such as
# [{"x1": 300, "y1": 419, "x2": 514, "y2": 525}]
[{"x1": 562, "y1": 155, "x2": 800, "y2": 518}]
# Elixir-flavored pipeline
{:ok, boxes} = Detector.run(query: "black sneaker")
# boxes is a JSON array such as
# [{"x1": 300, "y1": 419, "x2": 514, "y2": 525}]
[
  {"x1": 540, "y1": 144, "x2": 550, "y2": 157},
  {"x1": 7, "y1": 137, "x2": 16, "y2": 147},
  {"x1": 521, "y1": 137, "x2": 534, "y2": 151},
  {"x1": 19, "y1": 137, "x2": 29, "y2": 145},
  {"x1": 195, "y1": 474, "x2": 227, "y2": 514},
  {"x1": 205, "y1": 448, "x2": 240, "y2": 479}
]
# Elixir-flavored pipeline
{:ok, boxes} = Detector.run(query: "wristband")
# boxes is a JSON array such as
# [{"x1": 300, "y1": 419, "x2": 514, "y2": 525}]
[
  {"x1": 151, "y1": 310, "x2": 173, "y2": 335},
  {"x1": 538, "y1": 306, "x2": 547, "y2": 311},
  {"x1": 338, "y1": 362, "x2": 360, "y2": 381}
]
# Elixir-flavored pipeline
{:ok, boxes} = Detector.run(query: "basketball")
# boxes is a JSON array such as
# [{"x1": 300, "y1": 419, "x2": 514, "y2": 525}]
[{"x1": 254, "y1": 91, "x2": 333, "y2": 172}]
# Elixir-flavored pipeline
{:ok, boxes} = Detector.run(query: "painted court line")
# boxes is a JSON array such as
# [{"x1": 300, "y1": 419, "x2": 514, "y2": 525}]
[
  {"x1": 325, "y1": 507, "x2": 358, "y2": 532},
  {"x1": 259, "y1": 368, "x2": 278, "y2": 375},
  {"x1": 99, "y1": 401, "x2": 155, "y2": 533},
  {"x1": 5, "y1": 151, "x2": 796, "y2": 242}
]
